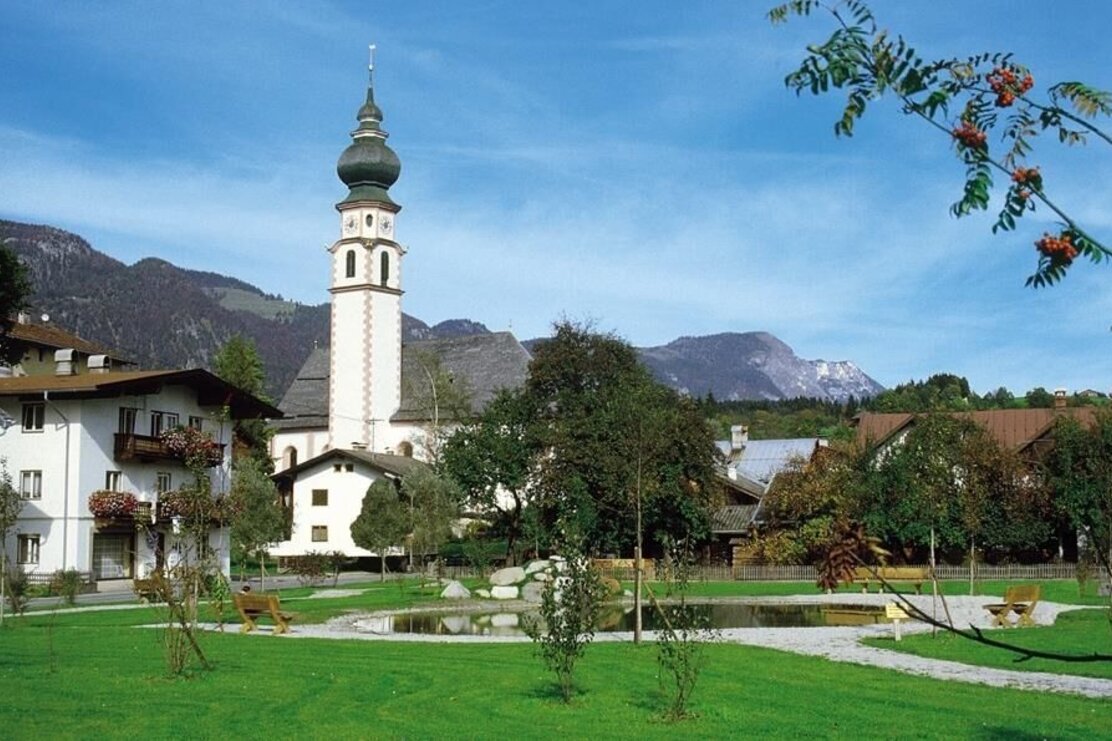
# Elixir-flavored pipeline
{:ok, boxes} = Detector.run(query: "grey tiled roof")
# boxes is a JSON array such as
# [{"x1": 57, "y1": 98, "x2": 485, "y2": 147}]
[
  {"x1": 272, "y1": 347, "x2": 330, "y2": 431},
  {"x1": 716, "y1": 438, "x2": 821, "y2": 484},
  {"x1": 272, "y1": 332, "x2": 531, "y2": 430},
  {"x1": 393, "y1": 332, "x2": 531, "y2": 421},
  {"x1": 711, "y1": 504, "x2": 759, "y2": 533}
]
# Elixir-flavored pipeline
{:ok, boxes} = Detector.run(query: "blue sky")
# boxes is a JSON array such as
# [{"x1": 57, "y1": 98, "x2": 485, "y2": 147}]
[{"x1": 1, "y1": 1, "x2": 1110, "y2": 395}]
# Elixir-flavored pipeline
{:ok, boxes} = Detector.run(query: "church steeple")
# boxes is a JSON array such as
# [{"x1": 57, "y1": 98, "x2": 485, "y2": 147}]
[
  {"x1": 328, "y1": 49, "x2": 405, "y2": 453},
  {"x1": 337, "y1": 46, "x2": 401, "y2": 206}
]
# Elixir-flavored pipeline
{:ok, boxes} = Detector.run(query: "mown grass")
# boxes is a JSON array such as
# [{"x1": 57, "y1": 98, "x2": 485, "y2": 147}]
[
  {"x1": 865, "y1": 608, "x2": 1112, "y2": 680},
  {"x1": 2, "y1": 580, "x2": 1109, "y2": 739}
]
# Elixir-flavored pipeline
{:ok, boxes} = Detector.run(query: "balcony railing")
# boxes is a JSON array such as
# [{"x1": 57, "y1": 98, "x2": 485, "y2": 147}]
[{"x1": 114, "y1": 433, "x2": 225, "y2": 465}]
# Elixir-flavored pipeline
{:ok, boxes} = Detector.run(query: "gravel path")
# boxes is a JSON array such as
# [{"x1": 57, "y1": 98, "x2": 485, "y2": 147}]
[{"x1": 283, "y1": 593, "x2": 1112, "y2": 699}]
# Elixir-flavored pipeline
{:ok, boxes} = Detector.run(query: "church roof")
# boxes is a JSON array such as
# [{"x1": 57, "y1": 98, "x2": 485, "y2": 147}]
[
  {"x1": 271, "y1": 332, "x2": 531, "y2": 430},
  {"x1": 392, "y1": 332, "x2": 531, "y2": 422}
]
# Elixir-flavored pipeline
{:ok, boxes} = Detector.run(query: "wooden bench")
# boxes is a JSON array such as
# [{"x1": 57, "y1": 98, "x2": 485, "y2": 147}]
[
  {"x1": 233, "y1": 592, "x2": 293, "y2": 635},
  {"x1": 854, "y1": 566, "x2": 927, "y2": 594},
  {"x1": 984, "y1": 584, "x2": 1041, "y2": 628}
]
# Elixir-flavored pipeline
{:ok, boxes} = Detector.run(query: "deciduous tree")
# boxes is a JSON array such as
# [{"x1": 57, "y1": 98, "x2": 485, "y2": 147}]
[
  {"x1": 350, "y1": 479, "x2": 410, "y2": 580},
  {"x1": 771, "y1": 0, "x2": 1112, "y2": 286},
  {"x1": 0, "y1": 243, "x2": 31, "y2": 366}
]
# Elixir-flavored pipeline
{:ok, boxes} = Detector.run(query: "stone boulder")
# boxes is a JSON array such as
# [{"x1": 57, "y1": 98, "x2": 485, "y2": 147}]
[
  {"x1": 490, "y1": 566, "x2": 526, "y2": 586},
  {"x1": 533, "y1": 571, "x2": 552, "y2": 582},
  {"x1": 440, "y1": 580, "x2": 471, "y2": 600},
  {"x1": 521, "y1": 581, "x2": 546, "y2": 604},
  {"x1": 524, "y1": 559, "x2": 551, "y2": 575},
  {"x1": 491, "y1": 585, "x2": 519, "y2": 600},
  {"x1": 475, "y1": 588, "x2": 491, "y2": 599}
]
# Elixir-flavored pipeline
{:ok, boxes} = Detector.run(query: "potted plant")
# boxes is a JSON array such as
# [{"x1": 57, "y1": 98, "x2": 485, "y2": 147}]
[{"x1": 88, "y1": 490, "x2": 139, "y2": 522}]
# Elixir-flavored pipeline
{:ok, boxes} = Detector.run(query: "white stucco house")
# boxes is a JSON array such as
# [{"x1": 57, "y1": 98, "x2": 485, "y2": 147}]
[
  {"x1": 0, "y1": 337, "x2": 279, "y2": 585},
  {"x1": 267, "y1": 70, "x2": 530, "y2": 562}
]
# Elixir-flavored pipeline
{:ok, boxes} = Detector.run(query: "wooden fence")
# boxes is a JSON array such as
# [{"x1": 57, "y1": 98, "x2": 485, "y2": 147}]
[
  {"x1": 420, "y1": 562, "x2": 1078, "y2": 583},
  {"x1": 724, "y1": 562, "x2": 1076, "y2": 582}
]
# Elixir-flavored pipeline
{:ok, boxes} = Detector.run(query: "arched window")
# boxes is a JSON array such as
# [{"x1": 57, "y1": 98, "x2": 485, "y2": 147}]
[
  {"x1": 397, "y1": 441, "x2": 413, "y2": 458},
  {"x1": 284, "y1": 446, "x2": 298, "y2": 470},
  {"x1": 345, "y1": 250, "x2": 356, "y2": 278},
  {"x1": 380, "y1": 251, "x2": 390, "y2": 286}
]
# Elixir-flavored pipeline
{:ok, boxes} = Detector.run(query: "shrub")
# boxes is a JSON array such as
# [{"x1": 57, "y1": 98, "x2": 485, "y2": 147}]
[
  {"x1": 286, "y1": 552, "x2": 329, "y2": 586},
  {"x1": 523, "y1": 553, "x2": 608, "y2": 703},
  {"x1": 3, "y1": 567, "x2": 29, "y2": 615},
  {"x1": 50, "y1": 569, "x2": 85, "y2": 605}
]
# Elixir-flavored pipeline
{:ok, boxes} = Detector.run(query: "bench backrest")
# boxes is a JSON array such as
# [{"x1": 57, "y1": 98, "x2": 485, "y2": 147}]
[
  {"x1": 1004, "y1": 584, "x2": 1040, "y2": 604},
  {"x1": 234, "y1": 593, "x2": 280, "y2": 612},
  {"x1": 878, "y1": 567, "x2": 925, "y2": 579}
]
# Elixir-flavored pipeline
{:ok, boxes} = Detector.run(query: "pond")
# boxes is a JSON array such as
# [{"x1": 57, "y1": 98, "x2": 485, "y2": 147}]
[{"x1": 353, "y1": 602, "x2": 888, "y2": 637}]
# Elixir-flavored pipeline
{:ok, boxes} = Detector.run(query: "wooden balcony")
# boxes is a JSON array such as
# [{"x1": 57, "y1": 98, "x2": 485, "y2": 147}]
[{"x1": 114, "y1": 433, "x2": 178, "y2": 463}]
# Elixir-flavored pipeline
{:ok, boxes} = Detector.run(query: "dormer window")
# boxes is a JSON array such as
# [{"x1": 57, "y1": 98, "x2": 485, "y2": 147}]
[{"x1": 345, "y1": 249, "x2": 356, "y2": 278}]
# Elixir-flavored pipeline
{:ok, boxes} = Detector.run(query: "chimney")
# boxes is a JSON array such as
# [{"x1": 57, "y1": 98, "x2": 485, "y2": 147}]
[
  {"x1": 351, "y1": 442, "x2": 367, "y2": 451},
  {"x1": 1053, "y1": 388, "x2": 1068, "y2": 409},
  {"x1": 730, "y1": 424, "x2": 749, "y2": 452},
  {"x1": 54, "y1": 348, "x2": 76, "y2": 376},
  {"x1": 16, "y1": 312, "x2": 29, "y2": 325},
  {"x1": 88, "y1": 354, "x2": 111, "y2": 374}
]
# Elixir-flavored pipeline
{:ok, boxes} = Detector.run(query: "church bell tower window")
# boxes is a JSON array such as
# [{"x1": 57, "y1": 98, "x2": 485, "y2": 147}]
[
  {"x1": 380, "y1": 251, "x2": 390, "y2": 286},
  {"x1": 345, "y1": 249, "x2": 356, "y2": 278}
]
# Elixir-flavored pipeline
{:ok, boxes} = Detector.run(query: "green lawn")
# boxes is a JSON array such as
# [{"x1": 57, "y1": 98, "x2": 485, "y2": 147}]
[
  {"x1": 865, "y1": 608, "x2": 1112, "y2": 680},
  {"x1": 2, "y1": 581, "x2": 1110, "y2": 738}
]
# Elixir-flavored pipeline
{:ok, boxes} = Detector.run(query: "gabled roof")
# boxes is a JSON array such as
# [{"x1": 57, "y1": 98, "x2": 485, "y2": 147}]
[
  {"x1": 854, "y1": 408, "x2": 1098, "y2": 453},
  {"x1": 711, "y1": 504, "x2": 759, "y2": 534},
  {"x1": 8, "y1": 321, "x2": 132, "y2": 364},
  {"x1": 716, "y1": 438, "x2": 822, "y2": 485},
  {"x1": 272, "y1": 447, "x2": 427, "y2": 483},
  {"x1": 0, "y1": 368, "x2": 282, "y2": 419},
  {"x1": 273, "y1": 332, "x2": 531, "y2": 430}
]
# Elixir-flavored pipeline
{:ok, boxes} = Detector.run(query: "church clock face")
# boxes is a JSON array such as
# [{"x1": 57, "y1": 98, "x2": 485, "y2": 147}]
[
  {"x1": 381, "y1": 217, "x2": 393, "y2": 235},
  {"x1": 343, "y1": 214, "x2": 358, "y2": 236}
]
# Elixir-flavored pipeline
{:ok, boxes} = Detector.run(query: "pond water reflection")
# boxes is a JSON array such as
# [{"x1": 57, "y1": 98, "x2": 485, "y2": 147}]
[{"x1": 354, "y1": 602, "x2": 886, "y2": 637}]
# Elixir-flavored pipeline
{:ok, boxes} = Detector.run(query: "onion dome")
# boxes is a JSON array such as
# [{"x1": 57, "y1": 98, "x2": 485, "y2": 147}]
[{"x1": 337, "y1": 83, "x2": 401, "y2": 206}]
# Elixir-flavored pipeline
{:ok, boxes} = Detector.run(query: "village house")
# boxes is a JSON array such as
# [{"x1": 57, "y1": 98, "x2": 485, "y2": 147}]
[{"x1": 0, "y1": 321, "x2": 279, "y2": 585}]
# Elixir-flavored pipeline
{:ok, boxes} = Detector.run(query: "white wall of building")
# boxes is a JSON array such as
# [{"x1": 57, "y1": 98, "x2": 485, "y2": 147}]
[
  {"x1": 270, "y1": 457, "x2": 397, "y2": 558},
  {"x1": 0, "y1": 384, "x2": 234, "y2": 580}
]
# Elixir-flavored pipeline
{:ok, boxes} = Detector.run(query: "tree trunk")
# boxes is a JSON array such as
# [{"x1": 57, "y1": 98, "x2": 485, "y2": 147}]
[
  {"x1": 969, "y1": 538, "x2": 975, "y2": 596},
  {"x1": 634, "y1": 456, "x2": 643, "y2": 645},
  {"x1": 930, "y1": 527, "x2": 938, "y2": 637},
  {"x1": 259, "y1": 552, "x2": 266, "y2": 592},
  {"x1": 1, "y1": 547, "x2": 7, "y2": 626}
]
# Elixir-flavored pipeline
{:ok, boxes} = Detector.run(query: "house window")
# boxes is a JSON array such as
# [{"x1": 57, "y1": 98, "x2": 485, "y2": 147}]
[
  {"x1": 21, "y1": 403, "x2": 44, "y2": 432},
  {"x1": 17, "y1": 535, "x2": 40, "y2": 565},
  {"x1": 345, "y1": 463, "x2": 354, "y2": 472},
  {"x1": 380, "y1": 251, "x2": 390, "y2": 286},
  {"x1": 311, "y1": 526, "x2": 328, "y2": 542},
  {"x1": 283, "y1": 447, "x2": 298, "y2": 469},
  {"x1": 345, "y1": 250, "x2": 356, "y2": 278},
  {"x1": 19, "y1": 470, "x2": 42, "y2": 500},
  {"x1": 156, "y1": 472, "x2": 172, "y2": 494},
  {"x1": 150, "y1": 411, "x2": 179, "y2": 437},
  {"x1": 333, "y1": 464, "x2": 342, "y2": 472},
  {"x1": 398, "y1": 441, "x2": 413, "y2": 458},
  {"x1": 105, "y1": 471, "x2": 122, "y2": 492},
  {"x1": 312, "y1": 489, "x2": 328, "y2": 506},
  {"x1": 118, "y1": 407, "x2": 138, "y2": 434},
  {"x1": 188, "y1": 416, "x2": 204, "y2": 431}
]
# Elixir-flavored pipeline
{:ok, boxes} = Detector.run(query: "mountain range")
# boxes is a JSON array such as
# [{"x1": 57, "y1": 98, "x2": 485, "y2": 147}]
[{"x1": 1, "y1": 219, "x2": 883, "y2": 402}]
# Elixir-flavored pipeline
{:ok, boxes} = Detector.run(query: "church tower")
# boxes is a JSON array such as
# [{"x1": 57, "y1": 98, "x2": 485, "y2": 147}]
[{"x1": 328, "y1": 61, "x2": 404, "y2": 451}]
